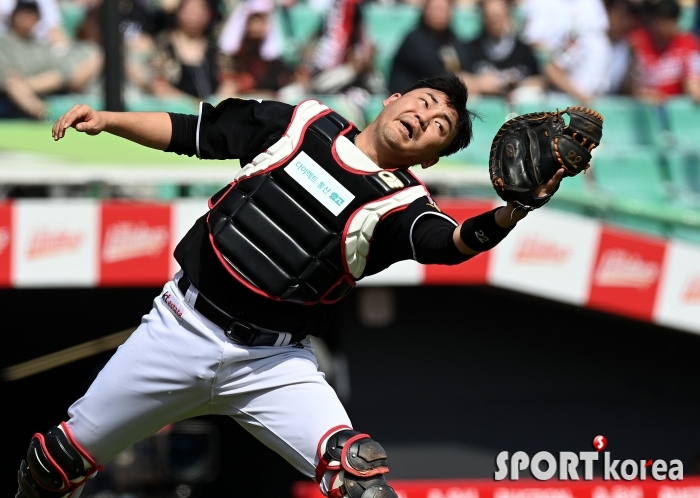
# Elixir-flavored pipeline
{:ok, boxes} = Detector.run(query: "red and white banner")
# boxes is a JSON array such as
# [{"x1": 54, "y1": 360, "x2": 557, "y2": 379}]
[
  {"x1": 293, "y1": 477, "x2": 700, "y2": 498},
  {"x1": 654, "y1": 241, "x2": 700, "y2": 332},
  {"x1": 587, "y1": 228, "x2": 666, "y2": 322},
  {"x1": 488, "y1": 210, "x2": 601, "y2": 306},
  {"x1": 12, "y1": 200, "x2": 99, "y2": 287},
  {"x1": 0, "y1": 202, "x2": 12, "y2": 287},
  {"x1": 2, "y1": 198, "x2": 700, "y2": 336},
  {"x1": 99, "y1": 203, "x2": 172, "y2": 286},
  {"x1": 0, "y1": 201, "x2": 11, "y2": 286}
]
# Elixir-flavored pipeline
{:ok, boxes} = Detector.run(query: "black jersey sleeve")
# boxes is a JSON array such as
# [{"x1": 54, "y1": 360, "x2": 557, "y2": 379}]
[
  {"x1": 194, "y1": 99, "x2": 294, "y2": 162},
  {"x1": 363, "y1": 197, "x2": 472, "y2": 277}
]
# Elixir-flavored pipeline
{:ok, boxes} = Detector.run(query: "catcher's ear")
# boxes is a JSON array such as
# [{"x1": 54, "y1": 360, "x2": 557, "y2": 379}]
[
  {"x1": 383, "y1": 93, "x2": 401, "y2": 107},
  {"x1": 421, "y1": 157, "x2": 439, "y2": 169}
]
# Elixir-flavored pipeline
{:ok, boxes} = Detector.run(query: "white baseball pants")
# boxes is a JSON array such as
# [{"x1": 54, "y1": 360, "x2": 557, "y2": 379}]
[{"x1": 65, "y1": 276, "x2": 352, "y2": 494}]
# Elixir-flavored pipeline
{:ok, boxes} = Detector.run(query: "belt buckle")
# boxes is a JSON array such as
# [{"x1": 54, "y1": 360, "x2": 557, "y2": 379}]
[{"x1": 225, "y1": 320, "x2": 259, "y2": 346}]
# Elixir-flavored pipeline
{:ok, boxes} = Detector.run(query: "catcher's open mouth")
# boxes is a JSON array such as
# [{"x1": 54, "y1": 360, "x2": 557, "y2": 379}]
[{"x1": 400, "y1": 120, "x2": 413, "y2": 139}]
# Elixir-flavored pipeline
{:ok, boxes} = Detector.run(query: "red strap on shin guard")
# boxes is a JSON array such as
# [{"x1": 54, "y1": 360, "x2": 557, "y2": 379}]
[
  {"x1": 340, "y1": 434, "x2": 389, "y2": 478},
  {"x1": 315, "y1": 425, "x2": 352, "y2": 483},
  {"x1": 327, "y1": 470, "x2": 345, "y2": 498},
  {"x1": 328, "y1": 487, "x2": 345, "y2": 498}
]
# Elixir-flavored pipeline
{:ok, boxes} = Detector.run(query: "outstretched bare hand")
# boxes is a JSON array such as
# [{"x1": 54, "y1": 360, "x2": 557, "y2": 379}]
[
  {"x1": 534, "y1": 168, "x2": 565, "y2": 199},
  {"x1": 52, "y1": 104, "x2": 107, "y2": 141}
]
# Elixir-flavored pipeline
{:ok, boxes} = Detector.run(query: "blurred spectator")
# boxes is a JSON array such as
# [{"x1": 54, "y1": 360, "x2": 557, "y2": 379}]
[
  {"x1": 630, "y1": 0, "x2": 700, "y2": 103},
  {"x1": 543, "y1": 0, "x2": 638, "y2": 101},
  {"x1": 602, "y1": 0, "x2": 638, "y2": 94},
  {"x1": 303, "y1": 0, "x2": 382, "y2": 96},
  {"x1": 75, "y1": 3, "x2": 155, "y2": 97},
  {"x1": 218, "y1": 0, "x2": 292, "y2": 96},
  {"x1": 461, "y1": 0, "x2": 543, "y2": 99},
  {"x1": 522, "y1": 0, "x2": 611, "y2": 103},
  {"x1": 0, "y1": 0, "x2": 99, "y2": 118},
  {"x1": 522, "y1": 0, "x2": 609, "y2": 52},
  {"x1": 0, "y1": 0, "x2": 65, "y2": 44},
  {"x1": 388, "y1": 0, "x2": 470, "y2": 94},
  {"x1": 150, "y1": 0, "x2": 233, "y2": 99}
]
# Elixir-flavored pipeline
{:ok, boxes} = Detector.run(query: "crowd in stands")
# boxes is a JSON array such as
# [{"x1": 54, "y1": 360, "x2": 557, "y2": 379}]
[{"x1": 0, "y1": 0, "x2": 699, "y2": 119}]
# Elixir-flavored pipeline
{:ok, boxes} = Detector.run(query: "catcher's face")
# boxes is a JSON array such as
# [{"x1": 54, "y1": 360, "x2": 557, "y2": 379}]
[{"x1": 373, "y1": 89, "x2": 459, "y2": 168}]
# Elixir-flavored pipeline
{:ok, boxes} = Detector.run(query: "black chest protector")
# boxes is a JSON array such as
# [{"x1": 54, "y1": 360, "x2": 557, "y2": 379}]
[{"x1": 206, "y1": 100, "x2": 429, "y2": 304}]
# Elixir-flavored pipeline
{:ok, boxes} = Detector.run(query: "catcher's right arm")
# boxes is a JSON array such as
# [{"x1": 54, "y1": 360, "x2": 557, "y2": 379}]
[{"x1": 489, "y1": 106, "x2": 604, "y2": 211}]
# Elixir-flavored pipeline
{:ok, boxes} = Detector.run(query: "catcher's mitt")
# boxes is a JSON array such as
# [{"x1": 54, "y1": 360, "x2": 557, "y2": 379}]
[{"x1": 489, "y1": 106, "x2": 603, "y2": 211}]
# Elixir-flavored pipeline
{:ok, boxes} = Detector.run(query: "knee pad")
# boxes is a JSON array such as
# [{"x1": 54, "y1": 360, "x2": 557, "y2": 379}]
[
  {"x1": 17, "y1": 422, "x2": 100, "y2": 498},
  {"x1": 316, "y1": 428, "x2": 397, "y2": 498}
]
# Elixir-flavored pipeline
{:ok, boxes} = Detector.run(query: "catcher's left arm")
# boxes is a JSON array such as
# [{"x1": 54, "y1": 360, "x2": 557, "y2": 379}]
[{"x1": 453, "y1": 106, "x2": 604, "y2": 255}]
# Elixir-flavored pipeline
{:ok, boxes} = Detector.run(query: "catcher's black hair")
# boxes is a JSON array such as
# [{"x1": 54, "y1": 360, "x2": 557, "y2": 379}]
[{"x1": 402, "y1": 74, "x2": 476, "y2": 157}]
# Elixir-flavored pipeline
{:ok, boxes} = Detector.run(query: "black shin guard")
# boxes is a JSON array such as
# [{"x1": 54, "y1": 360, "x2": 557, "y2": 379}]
[
  {"x1": 17, "y1": 423, "x2": 98, "y2": 498},
  {"x1": 317, "y1": 429, "x2": 398, "y2": 498}
]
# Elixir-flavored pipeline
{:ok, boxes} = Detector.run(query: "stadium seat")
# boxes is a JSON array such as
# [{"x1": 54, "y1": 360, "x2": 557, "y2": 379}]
[
  {"x1": 591, "y1": 97, "x2": 662, "y2": 148},
  {"x1": 451, "y1": 7, "x2": 481, "y2": 41},
  {"x1": 592, "y1": 148, "x2": 668, "y2": 202},
  {"x1": 126, "y1": 97, "x2": 199, "y2": 114},
  {"x1": 60, "y1": 3, "x2": 86, "y2": 38},
  {"x1": 514, "y1": 96, "x2": 573, "y2": 116},
  {"x1": 517, "y1": 97, "x2": 662, "y2": 149},
  {"x1": 276, "y1": 4, "x2": 324, "y2": 64},
  {"x1": 363, "y1": 95, "x2": 386, "y2": 124},
  {"x1": 591, "y1": 149, "x2": 670, "y2": 237},
  {"x1": 680, "y1": 5, "x2": 695, "y2": 32},
  {"x1": 282, "y1": 4, "x2": 324, "y2": 43},
  {"x1": 557, "y1": 168, "x2": 589, "y2": 195},
  {"x1": 46, "y1": 94, "x2": 103, "y2": 121},
  {"x1": 665, "y1": 97, "x2": 700, "y2": 147},
  {"x1": 362, "y1": 4, "x2": 420, "y2": 79},
  {"x1": 666, "y1": 151, "x2": 700, "y2": 205},
  {"x1": 672, "y1": 225, "x2": 700, "y2": 244},
  {"x1": 449, "y1": 97, "x2": 507, "y2": 167}
]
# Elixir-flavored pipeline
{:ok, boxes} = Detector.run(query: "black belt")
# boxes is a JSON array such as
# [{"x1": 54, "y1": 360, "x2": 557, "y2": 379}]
[{"x1": 177, "y1": 276, "x2": 306, "y2": 347}]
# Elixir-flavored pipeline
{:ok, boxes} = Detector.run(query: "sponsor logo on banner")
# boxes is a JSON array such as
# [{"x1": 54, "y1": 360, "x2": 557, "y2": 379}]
[
  {"x1": 593, "y1": 249, "x2": 660, "y2": 289},
  {"x1": 99, "y1": 203, "x2": 171, "y2": 285},
  {"x1": 514, "y1": 236, "x2": 571, "y2": 264},
  {"x1": 26, "y1": 229, "x2": 84, "y2": 259},
  {"x1": 682, "y1": 277, "x2": 700, "y2": 304},
  {"x1": 102, "y1": 222, "x2": 169, "y2": 263},
  {"x1": 588, "y1": 228, "x2": 666, "y2": 322}
]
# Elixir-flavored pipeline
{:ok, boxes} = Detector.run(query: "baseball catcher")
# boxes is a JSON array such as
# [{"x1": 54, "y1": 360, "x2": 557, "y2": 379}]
[
  {"x1": 17, "y1": 75, "x2": 601, "y2": 498},
  {"x1": 489, "y1": 106, "x2": 603, "y2": 210}
]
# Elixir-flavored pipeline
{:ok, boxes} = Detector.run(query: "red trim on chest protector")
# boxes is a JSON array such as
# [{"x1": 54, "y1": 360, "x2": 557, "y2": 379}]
[
  {"x1": 206, "y1": 103, "x2": 334, "y2": 301},
  {"x1": 208, "y1": 103, "x2": 332, "y2": 210}
]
